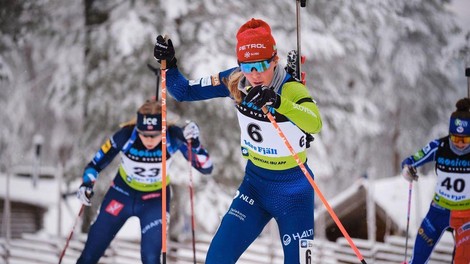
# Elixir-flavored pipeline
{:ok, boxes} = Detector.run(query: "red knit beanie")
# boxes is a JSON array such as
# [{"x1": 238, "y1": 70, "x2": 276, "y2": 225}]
[{"x1": 236, "y1": 18, "x2": 277, "y2": 63}]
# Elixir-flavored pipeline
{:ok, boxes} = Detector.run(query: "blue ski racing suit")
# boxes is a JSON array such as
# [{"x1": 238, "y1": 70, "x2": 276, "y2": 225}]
[
  {"x1": 165, "y1": 65, "x2": 322, "y2": 264},
  {"x1": 76, "y1": 124, "x2": 212, "y2": 264}
]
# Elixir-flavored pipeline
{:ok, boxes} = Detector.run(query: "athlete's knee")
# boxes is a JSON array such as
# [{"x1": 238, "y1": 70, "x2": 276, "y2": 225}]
[
  {"x1": 205, "y1": 255, "x2": 236, "y2": 264},
  {"x1": 141, "y1": 254, "x2": 160, "y2": 264},
  {"x1": 76, "y1": 254, "x2": 99, "y2": 264},
  {"x1": 140, "y1": 244, "x2": 162, "y2": 264},
  {"x1": 206, "y1": 245, "x2": 237, "y2": 264},
  {"x1": 416, "y1": 226, "x2": 438, "y2": 247}
]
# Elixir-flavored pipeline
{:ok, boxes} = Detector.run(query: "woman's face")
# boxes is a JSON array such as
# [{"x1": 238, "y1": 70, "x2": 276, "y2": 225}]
[
  {"x1": 450, "y1": 134, "x2": 470, "y2": 150},
  {"x1": 241, "y1": 57, "x2": 278, "y2": 87},
  {"x1": 138, "y1": 132, "x2": 162, "y2": 150}
]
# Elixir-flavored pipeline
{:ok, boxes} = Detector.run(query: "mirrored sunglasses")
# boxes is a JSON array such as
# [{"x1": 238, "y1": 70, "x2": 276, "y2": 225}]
[
  {"x1": 450, "y1": 134, "x2": 470, "y2": 144},
  {"x1": 239, "y1": 57, "x2": 274, "y2": 73}
]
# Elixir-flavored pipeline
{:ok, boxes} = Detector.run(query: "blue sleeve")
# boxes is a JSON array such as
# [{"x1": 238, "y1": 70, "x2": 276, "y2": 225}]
[
  {"x1": 401, "y1": 139, "x2": 439, "y2": 169},
  {"x1": 166, "y1": 67, "x2": 236, "y2": 101},
  {"x1": 167, "y1": 125, "x2": 213, "y2": 175},
  {"x1": 86, "y1": 127, "x2": 132, "y2": 172}
]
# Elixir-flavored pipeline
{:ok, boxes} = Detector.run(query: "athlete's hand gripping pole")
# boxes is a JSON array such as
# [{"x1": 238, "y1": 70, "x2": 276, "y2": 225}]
[{"x1": 261, "y1": 106, "x2": 367, "y2": 264}]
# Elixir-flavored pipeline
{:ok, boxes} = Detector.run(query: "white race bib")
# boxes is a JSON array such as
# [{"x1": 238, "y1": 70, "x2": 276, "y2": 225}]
[
  {"x1": 237, "y1": 111, "x2": 306, "y2": 157},
  {"x1": 435, "y1": 169, "x2": 470, "y2": 202},
  {"x1": 120, "y1": 154, "x2": 172, "y2": 184}
]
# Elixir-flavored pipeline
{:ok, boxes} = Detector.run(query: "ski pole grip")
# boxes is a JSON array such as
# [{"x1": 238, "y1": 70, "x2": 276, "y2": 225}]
[
  {"x1": 161, "y1": 34, "x2": 169, "y2": 69},
  {"x1": 300, "y1": 0, "x2": 307, "y2": 7}
]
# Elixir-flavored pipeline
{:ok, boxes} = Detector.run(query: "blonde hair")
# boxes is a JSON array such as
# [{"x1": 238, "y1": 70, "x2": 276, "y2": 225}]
[
  {"x1": 227, "y1": 71, "x2": 245, "y2": 104},
  {"x1": 138, "y1": 99, "x2": 162, "y2": 115},
  {"x1": 120, "y1": 100, "x2": 162, "y2": 128}
]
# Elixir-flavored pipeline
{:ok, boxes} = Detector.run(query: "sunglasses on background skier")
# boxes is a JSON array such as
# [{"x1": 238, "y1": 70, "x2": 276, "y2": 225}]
[{"x1": 450, "y1": 134, "x2": 470, "y2": 144}]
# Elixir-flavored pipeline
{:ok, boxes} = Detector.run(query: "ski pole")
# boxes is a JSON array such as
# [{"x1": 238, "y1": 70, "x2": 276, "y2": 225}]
[
  {"x1": 295, "y1": 0, "x2": 303, "y2": 80},
  {"x1": 403, "y1": 181, "x2": 413, "y2": 264},
  {"x1": 58, "y1": 205, "x2": 85, "y2": 264},
  {"x1": 160, "y1": 38, "x2": 168, "y2": 264},
  {"x1": 261, "y1": 106, "x2": 367, "y2": 264},
  {"x1": 466, "y1": 67, "x2": 470, "y2": 97},
  {"x1": 187, "y1": 140, "x2": 197, "y2": 264},
  {"x1": 295, "y1": 0, "x2": 307, "y2": 84},
  {"x1": 147, "y1": 63, "x2": 161, "y2": 100}
]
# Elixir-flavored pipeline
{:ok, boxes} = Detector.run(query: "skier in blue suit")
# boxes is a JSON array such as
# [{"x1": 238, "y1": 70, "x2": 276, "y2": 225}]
[
  {"x1": 154, "y1": 18, "x2": 322, "y2": 264},
  {"x1": 76, "y1": 99, "x2": 213, "y2": 264},
  {"x1": 401, "y1": 98, "x2": 470, "y2": 264}
]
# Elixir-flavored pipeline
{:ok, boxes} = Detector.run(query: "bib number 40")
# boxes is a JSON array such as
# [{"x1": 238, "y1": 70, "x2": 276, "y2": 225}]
[{"x1": 441, "y1": 177, "x2": 465, "y2": 193}]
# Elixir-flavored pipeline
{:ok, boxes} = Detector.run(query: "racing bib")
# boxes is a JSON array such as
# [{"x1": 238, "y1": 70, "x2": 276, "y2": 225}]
[
  {"x1": 119, "y1": 154, "x2": 172, "y2": 191},
  {"x1": 434, "y1": 169, "x2": 470, "y2": 210},
  {"x1": 237, "y1": 110, "x2": 307, "y2": 170}
]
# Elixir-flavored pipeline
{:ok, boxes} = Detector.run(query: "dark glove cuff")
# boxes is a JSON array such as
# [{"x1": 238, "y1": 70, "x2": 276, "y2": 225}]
[
  {"x1": 161, "y1": 57, "x2": 177, "y2": 69},
  {"x1": 81, "y1": 182, "x2": 94, "y2": 188},
  {"x1": 190, "y1": 138, "x2": 200, "y2": 149}
]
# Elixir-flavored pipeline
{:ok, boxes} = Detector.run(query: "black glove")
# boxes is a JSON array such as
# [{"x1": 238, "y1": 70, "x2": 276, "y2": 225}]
[
  {"x1": 77, "y1": 182, "x2": 94, "y2": 206},
  {"x1": 154, "y1": 35, "x2": 177, "y2": 69},
  {"x1": 244, "y1": 85, "x2": 281, "y2": 109}
]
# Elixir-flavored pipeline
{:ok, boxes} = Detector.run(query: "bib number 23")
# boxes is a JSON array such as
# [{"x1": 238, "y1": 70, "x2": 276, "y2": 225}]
[{"x1": 134, "y1": 167, "x2": 160, "y2": 178}]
